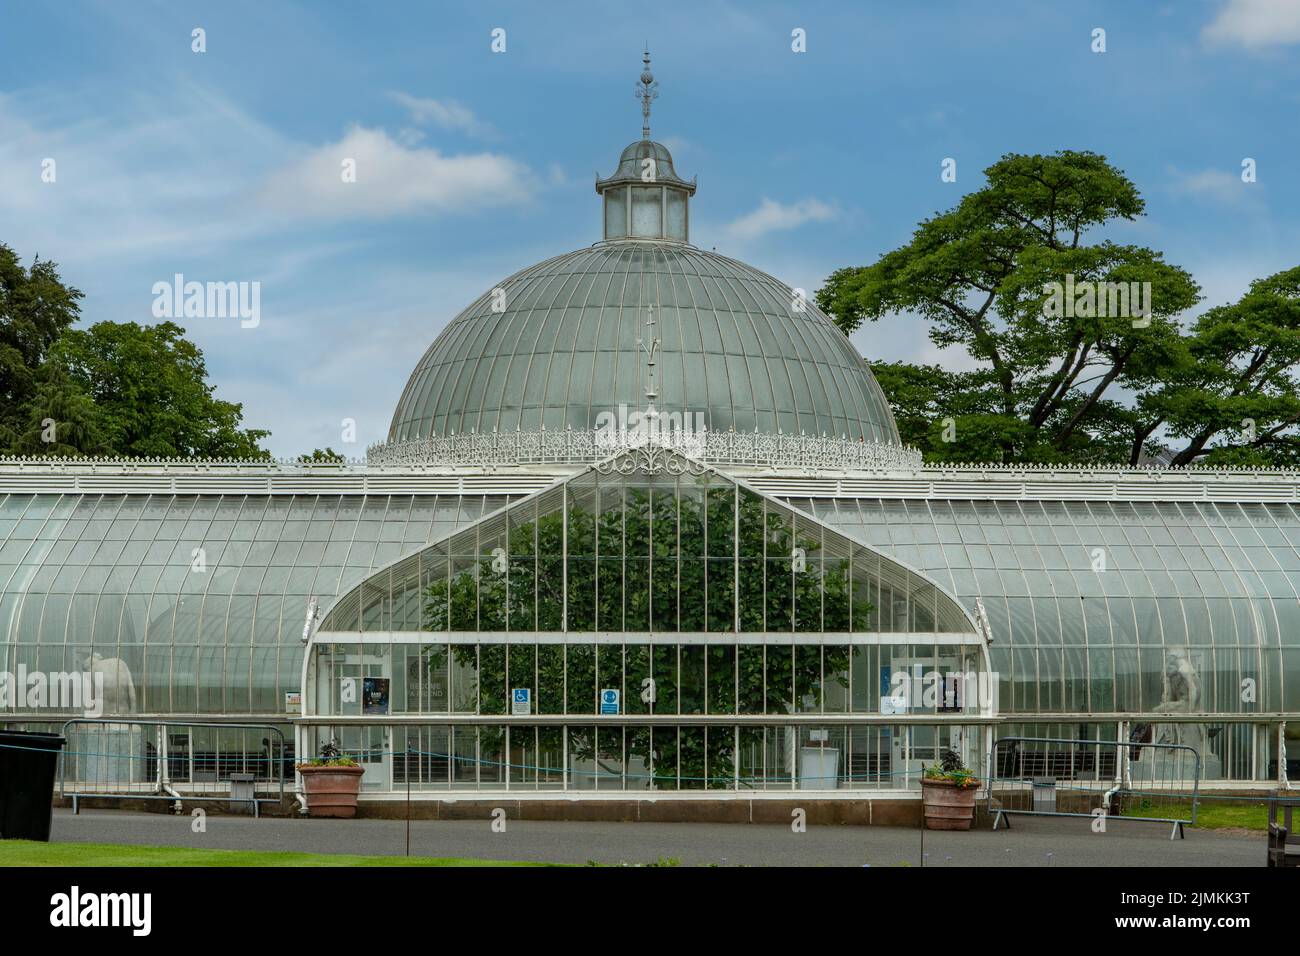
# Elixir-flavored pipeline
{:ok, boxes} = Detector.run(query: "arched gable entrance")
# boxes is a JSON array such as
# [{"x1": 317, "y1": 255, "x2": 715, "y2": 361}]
[{"x1": 301, "y1": 448, "x2": 994, "y2": 796}]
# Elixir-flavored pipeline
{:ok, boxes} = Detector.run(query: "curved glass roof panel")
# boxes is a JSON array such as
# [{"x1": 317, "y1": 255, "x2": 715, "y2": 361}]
[
  {"x1": 0, "y1": 491, "x2": 513, "y2": 716},
  {"x1": 811, "y1": 497, "x2": 1300, "y2": 716}
]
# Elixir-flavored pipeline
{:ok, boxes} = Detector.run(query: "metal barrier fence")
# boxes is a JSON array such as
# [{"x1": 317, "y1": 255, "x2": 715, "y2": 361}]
[
  {"x1": 986, "y1": 736, "x2": 1200, "y2": 839},
  {"x1": 58, "y1": 719, "x2": 289, "y2": 817}
]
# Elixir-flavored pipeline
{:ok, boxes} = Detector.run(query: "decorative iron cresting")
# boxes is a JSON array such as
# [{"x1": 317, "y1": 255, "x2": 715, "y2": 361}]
[
  {"x1": 366, "y1": 427, "x2": 926, "y2": 471},
  {"x1": 592, "y1": 443, "x2": 711, "y2": 476}
]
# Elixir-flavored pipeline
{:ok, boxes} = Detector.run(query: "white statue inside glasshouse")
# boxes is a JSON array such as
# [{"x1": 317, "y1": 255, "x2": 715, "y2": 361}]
[{"x1": 84, "y1": 653, "x2": 137, "y2": 715}]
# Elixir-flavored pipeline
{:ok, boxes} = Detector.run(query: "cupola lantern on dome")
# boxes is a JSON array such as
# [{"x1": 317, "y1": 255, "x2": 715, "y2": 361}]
[
  {"x1": 596, "y1": 50, "x2": 697, "y2": 243},
  {"x1": 372, "y1": 51, "x2": 916, "y2": 471}
]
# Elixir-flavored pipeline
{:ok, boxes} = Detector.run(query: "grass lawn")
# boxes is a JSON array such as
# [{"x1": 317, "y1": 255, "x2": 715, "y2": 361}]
[
  {"x1": 0, "y1": 839, "x2": 554, "y2": 867},
  {"x1": 1119, "y1": 798, "x2": 1271, "y2": 831},
  {"x1": 1187, "y1": 801, "x2": 1271, "y2": 832}
]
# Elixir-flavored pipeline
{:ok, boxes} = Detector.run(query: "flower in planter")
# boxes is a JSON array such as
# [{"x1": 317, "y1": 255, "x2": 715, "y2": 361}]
[
  {"x1": 296, "y1": 741, "x2": 359, "y2": 770},
  {"x1": 922, "y1": 748, "x2": 979, "y2": 788}
]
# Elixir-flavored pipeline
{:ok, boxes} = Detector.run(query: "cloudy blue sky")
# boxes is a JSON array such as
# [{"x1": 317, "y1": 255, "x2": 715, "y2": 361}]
[{"x1": 1, "y1": 0, "x2": 1297, "y2": 458}]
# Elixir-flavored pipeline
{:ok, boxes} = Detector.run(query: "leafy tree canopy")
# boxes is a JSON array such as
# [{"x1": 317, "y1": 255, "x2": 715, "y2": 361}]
[
  {"x1": 421, "y1": 486, "x2": 867, "y2": 788},
  {"x1": 819, "y1": 151, "x2": 1299, "y2": 466},
  {"x1": 19, "y1": 318, "x2": 270, "y2": 458},
  {"x1": 0, "y1": 244, "x2": 84, "y2": 448},
  {"x1": 1, "y1": 244, "x2": 270, "y2": 459},
  {"x1": 298, "y1": 448, "x2": 346, "y2": 463}
]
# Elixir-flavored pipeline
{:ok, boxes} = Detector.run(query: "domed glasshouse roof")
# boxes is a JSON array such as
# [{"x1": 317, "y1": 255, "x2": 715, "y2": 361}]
[
  {"x1": 386, "y1": 243, "x2": 900, "y2": 445},
  {"x1": 374, "y1": 54, "x2": 910, "y2": 470}
]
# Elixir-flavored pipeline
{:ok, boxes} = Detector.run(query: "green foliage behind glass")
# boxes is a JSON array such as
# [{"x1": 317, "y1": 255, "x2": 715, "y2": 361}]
[{"x1": 417, "y1": 480, "x2": 870, "y2": 786}]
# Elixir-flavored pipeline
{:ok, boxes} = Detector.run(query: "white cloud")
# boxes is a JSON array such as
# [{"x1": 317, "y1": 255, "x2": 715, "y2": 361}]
[
  {"x1": 258, "y1": 126, "x2": 534, "y2": 220},
  {"x1": 0, "y1": 88, "x2": 285, "y2": 262},
  {"x1": 0, "y1": 82, "x2": 547, "y2": 458},
  {"x1": 228, "y1": 259, "x2": 513, "y2": 457},
  {"x1": 1182, "y1": 258, "x2": 1293, "y2": 313},
  {"x1": 1203, "y1": 0, "x2": 1300, "y2": 50},
  {"x1": 721, "y1": 197, "x2": 838, "y2": 242},
  {"x1": 1167, "y1": 166, "x2": 1261, "y2": 206},
  {"x1": 0, "y1": 90, "x2": 537, "y2": 262},
  {"x1": 388, "y1": 92, "x2": 497, "y2": 139}
]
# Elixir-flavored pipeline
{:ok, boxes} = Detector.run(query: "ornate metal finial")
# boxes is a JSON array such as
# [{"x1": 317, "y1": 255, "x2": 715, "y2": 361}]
[
  {"x1": 637, "y1": 48, "x2": 658, "y2": 140},
  {"x1": 636, "y1": 304, "x2": 660, "y2": 401}
]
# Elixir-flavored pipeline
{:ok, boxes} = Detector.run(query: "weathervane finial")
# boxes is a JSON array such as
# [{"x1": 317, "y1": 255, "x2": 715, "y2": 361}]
[{"x1": 637, "y1": 48, "x2": 658, "y2": 140}]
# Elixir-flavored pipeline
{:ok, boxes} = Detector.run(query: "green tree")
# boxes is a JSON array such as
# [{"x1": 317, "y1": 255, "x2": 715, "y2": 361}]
[
  {"x1": 20, "y1": 360, "x2": 107, "y2": 456},
  {"x1": 422, "y1": 487, "x2": 864, "y2": 787},
  {"x1": 22, "y1": 320, "x2": 270, "y2": 458},
  {"x1": 819, "y1": 151, "x2": 1202, "y2": 464},
  {"x1": 298, "y1": 448, "x2": 346, "y2": 463},
  {"x1": 0, "y1": 245, "x2": 84, "y2": 449},
  {"x1": 1134, "y1": 266, "x2": 1300, "y2": 466},
  {"x1": 870, "y1": 360, "x2": 1037, "y2": 462}
]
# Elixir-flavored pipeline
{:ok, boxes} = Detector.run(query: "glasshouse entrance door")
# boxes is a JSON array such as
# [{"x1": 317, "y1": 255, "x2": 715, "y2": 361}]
[{"x1": 310, "y1": 643, "x2": 393, "y2": 789}]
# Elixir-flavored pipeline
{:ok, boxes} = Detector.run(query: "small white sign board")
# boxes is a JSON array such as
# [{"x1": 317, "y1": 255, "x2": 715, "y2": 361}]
[{"x1": 512, "y1": 687, "x2": 531, "y2": 716}]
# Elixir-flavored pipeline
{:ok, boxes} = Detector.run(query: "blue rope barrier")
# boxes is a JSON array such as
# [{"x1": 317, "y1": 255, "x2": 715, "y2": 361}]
[
  {"x1": 3, "y1": 738, "x2": 922, "y2": 785},
  {"x1": 988, "y1": 777, "x2": 1295, "y2": 802}
]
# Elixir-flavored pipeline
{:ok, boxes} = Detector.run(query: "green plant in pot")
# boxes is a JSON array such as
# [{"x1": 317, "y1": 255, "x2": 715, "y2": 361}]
[
  {"x1": 920, "y1": 748, "x2": 980, "y2": 830},
  {"x1": 297, "y1": 742, "x2": 365, "y2": 818}
]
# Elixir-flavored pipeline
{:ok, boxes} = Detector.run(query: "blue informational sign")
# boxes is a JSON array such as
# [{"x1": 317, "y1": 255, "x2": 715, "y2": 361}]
[
  {"x1": 512, "y1": 687, "x2": 531, "y2": 715},
  {"x1": 600, "y1": 688, "x2": 620, "y2": 715}
]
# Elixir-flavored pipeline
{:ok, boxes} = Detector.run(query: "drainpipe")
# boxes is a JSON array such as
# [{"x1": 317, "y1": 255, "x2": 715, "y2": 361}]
[
  {"x1": 155, "y1": 724, "x2": 183, "y2": 813},
  {"x1": 1102, "y1": 782, "x2": 1122, "y2": 815},
  {"x1": 293, "y1": 722, "x2": 309, "y2": 813},
  {"x1": 162, "y1": 782, "x2": 183, "y2": 813},
  {"x1": 1102, "y1": 720, "x2": 1126, "y2": 814},
  {"x1": 1281, "y1": 722, "x2": 1291, "y2": 791}
]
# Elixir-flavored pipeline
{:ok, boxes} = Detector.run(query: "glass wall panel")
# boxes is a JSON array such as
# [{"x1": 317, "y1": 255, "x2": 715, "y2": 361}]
[
  {"x1": 537, "y1": 643, "x2": 564, "y2": 715},
  {"x1": 20, "y1": 474, "x2": 1300, "y2": 750},
  {"x1": 707, "y1": 645, "x2": 735, "y2": 714},
  {"x1": 566, "y1": 644, "x2": 596, "y2": 714},
  {"x1": 651, "y1": 643, "x2": 678, "y2": 714},
  {"x1": 604, "y1": 185, "x2": 627, "y2": 239}
]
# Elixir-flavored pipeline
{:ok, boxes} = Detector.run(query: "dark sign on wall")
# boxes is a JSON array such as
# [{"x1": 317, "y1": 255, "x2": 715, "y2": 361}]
[{"x1": 363, "y1": 677, "x2": 390, "y2": 715}]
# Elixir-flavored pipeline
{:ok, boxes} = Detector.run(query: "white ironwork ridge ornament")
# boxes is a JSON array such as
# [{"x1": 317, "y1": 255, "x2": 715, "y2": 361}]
[
  {"x1": 593, "y1": 443, "x2": 709, "y2": 476},
  {"x1": 0, "y1": 453, "x2": 1295, "y2": 477},
  {"x1": 365, "y1": 427, "x2": 926, "y2": 471}
]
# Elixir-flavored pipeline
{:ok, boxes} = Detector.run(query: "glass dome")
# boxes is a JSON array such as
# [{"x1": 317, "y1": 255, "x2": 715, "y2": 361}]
[
  {"x1": 386, "y1": 57, "x2": 902, "y2": 454},
  {"x1": 387, "y1": 242, "x2": 902, "y2": 446}
]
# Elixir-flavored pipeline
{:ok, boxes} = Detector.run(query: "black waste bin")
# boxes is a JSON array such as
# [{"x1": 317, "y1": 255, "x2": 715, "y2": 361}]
[{"x1": 0, "y1": 730, "x2": 67, "y2": 841}]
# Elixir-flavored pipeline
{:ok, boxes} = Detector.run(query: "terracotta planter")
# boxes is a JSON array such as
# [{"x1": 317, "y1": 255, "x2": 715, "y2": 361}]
[
  {"x1": 298, "y1": 764, "x2": 365, "y2": 818},
  {"x1": 921, "y1": 777, "x2": 979, "y2": 830}
]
